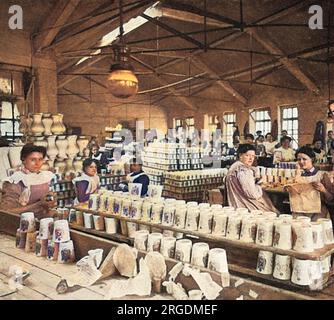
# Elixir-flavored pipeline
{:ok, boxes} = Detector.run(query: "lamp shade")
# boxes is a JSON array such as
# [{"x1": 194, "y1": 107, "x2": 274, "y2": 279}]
[{"x1": 108, "y1": 68, "x2": 139, "y2": 99}]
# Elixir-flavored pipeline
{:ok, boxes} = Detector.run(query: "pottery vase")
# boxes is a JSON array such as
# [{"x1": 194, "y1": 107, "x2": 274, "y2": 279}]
[
  {"x1": 54, "y1": 159, "x2": 66, "y2": 175},
  {"x1": 73, "y1": 157, "x2": 83, "y2": 173},
  {"x1": 30, "y1": 113, "x2": 45, "y2": 136},
  {"x1": 26, "y1": 114, "x2": 33, "y2": 135},
  {"x1": 77, "y1": 136, "x2": 89, "y2": 157},
  {"x1": 51, "y1": 114, "x2": 66, "y2": 135},
  {"x1": 18, "y1": 115, "x2": 29, "y2": 135},
  {"x1": 56, "y1": 136, "x2": 68, "y2": 160},
  {"x1": 47, "y1": 159, "x2": 55, "y2": 169},
  {"x1": 66, "y1": 135, "x2": 79, "y2": 159},
  {"x1": 8, "y1": 146, "x2": 23, "y2": 168},
  {"x1": 42, "y1": 113, "x2": 53, "y2": 136},
  {"x1": 34, "y1": 136, "x2": 48, "y2": 148},
  {"x1": 47, "y1": 135, "x2": 58, "y2": 161},
  {"x1": 65, "y1": 158, "x2": 74, "y2": 173},
  {"x1": 40, "y1": 162, "x2": 50, "y2": 171}
]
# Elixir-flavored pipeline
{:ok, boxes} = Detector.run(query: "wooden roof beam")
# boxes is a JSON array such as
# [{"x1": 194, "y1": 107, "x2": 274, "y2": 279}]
[
  {"x1": 192, "y1": 57, "x2": 247, "y2": 105},
  {"x1": 34, "y1": 0, "x2": 81, "y2": 52},
  {"x1": 155, "y1": 0, "x2": 316, "y2": 72},
  {"x1": 160, "y1": 7, "x2": 229, "y2": 28},
  {"x1": 249, "y1": 28, "x2": 320, "y2": 94},
  {"x1": 57, "y1": 1, "x2": 155, "y2": 88}
]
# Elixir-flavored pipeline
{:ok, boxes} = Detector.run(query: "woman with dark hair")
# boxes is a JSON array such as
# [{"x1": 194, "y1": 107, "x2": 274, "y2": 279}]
[
  {"x1": 291, "y1": 146, "x2": 333, "y2": 221},
  {"x1": 90, "y1": 145, "x2": 109, "y2": 173},
  {"x1": 226, "y1": 144, "x2": 278, "y2": 212},
  {"x1": 0, "y1": 144, "x2": 56, "y2": 218},
  {"x1": 73, "y1": 159, "x2": 100, "y2": 203}
]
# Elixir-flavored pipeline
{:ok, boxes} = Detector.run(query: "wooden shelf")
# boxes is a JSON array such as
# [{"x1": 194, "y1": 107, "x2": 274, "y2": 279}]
[
  {"x1": 69, "y1": 223, "x2": 133, "y2": 245},
  {"x1": 73, "y1": 204, "x2": 334, "y2": 261}
]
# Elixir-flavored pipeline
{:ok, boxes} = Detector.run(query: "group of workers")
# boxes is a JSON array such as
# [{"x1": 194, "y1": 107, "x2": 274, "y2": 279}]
[{"x1": 0, "y1": 140, "x2": 333, "y2": 225}]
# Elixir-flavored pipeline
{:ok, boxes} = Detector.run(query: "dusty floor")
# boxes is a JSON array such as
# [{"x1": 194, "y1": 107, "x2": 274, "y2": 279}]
[{"x1": 0, "y1": 233, "x2": 171, "y2": 300}]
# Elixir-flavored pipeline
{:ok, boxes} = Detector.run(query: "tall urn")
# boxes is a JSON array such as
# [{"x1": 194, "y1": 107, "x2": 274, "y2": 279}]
[
  {"x1": 18, "y1": 115, "x2": 29, "y2": 136},
  {"x1": 34, "y1": 136, "x2": 48, "y2": 148},
  {"x1": 42, "y1": 113, "x2": 53, "y2": 136},
  {"x1": 77, "y1": 136, "x2": 89, "y2": 157},
  {"x1": 51, "y1": 114, "x2": 66, "y2": 135},
  {"x1": 8, "y1": 145, "x2": 23, "y2": 168},
  {"x1": 56, "y1": 136, "x2": 68, "y2": 160},
  {"x1": 30, "y1": 113, "x2": 45, "y2": 136},
  {"x1": 66, "y1": 135, "x2": 79, "y2": 159},
  {"x1": 47, "y1": 135, "x2": 58, "y2": 167}
]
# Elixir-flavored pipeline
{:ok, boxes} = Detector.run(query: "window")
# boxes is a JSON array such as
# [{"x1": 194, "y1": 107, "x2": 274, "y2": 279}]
[
  {"x1": 208, "y1": 115, "x2": 219, "y2": 135},
  {"x1": 281, "y1": 106, "x2": 299, "y2": 149},
  {"x1": 250, "y1": 109, "x2": 271, "y2": 136},
  {"x1": 184, "y1": 117, "x2": 195, "y2": 139},
  {"x1": 174, "y1": 117, "x2": 195, "y2": 140},
  {"x1": 223, "y1": 113, "x2": 236, "y2": 147},
  {"x1": 0, "y1": 77, "x2": 21, "y2": 140}
]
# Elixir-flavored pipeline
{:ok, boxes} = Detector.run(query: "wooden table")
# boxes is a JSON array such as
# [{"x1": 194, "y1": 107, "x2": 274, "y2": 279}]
[{"x1": 1, "y1": 209, "x2": 334, "y2": 300}]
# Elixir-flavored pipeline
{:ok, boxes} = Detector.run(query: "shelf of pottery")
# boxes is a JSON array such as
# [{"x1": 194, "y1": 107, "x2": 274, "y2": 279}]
[
  {"x1": 163, "y1": 169, "x2": 227, "y2": 202},
  {"x1": 15, "y1": 211, "x2": 75, "y2": 264},
  {"x1": 142, "y1": 142, "x2": 204, "y2": 185},
  {"x1": 72, "y1": 192, "x2": 334, "y2": 291},
  {"x1": 18, "y1": 113, "x2": 91, "y2": 175}
]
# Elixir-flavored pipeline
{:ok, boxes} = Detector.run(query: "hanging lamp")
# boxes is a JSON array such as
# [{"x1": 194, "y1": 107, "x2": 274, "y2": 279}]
[{"x1": 107, "y1": 0, "x2": 138, "y2": 98}]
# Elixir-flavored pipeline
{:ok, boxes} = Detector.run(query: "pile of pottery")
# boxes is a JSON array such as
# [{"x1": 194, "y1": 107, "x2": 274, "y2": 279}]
[
  {"x1": 142, "y1": 142, "x2": 204, "y2": 172},
  {"x1": 19, "y1": 113, "x2": 90, "y2": 174},
  {"x1": 134, "y1": 231, "x2": 228, "y2": 273},
  {"x1": 19, "y1": 113, "x2": 66, "y2": 137},
  {"x1": 16, "y1": 212, "x2": 75, "y2": 264},
  {"x1": 84, "y1": 191, "x2": 334, "y2": 254},
  {"x1": 256, "y1": 250, "x2": 331, "y2": 288},
  {"x1": 256, "y1": 166, "x2": 304, "y2": 186}
]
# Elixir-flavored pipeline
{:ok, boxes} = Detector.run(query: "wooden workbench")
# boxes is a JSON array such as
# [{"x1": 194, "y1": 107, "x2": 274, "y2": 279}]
[{"x1": 1, "y1": 210, "x2": 334, "y2": 300}]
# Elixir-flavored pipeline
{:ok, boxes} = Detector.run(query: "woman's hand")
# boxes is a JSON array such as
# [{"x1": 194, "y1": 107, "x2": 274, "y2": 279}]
[{"x1": 312, "y1": 182, "x2": 326, "y2": 193}]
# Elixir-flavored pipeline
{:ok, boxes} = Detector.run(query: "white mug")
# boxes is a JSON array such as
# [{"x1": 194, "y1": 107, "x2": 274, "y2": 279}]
[
  {"x1": 175, "y1": 239, "x2": 192, "y2": 263},
  {"x1": 273, "y1": 254, "x2": 291, "y2": 280},
  {"x1": 104, "y1": 217, "x2": 117, "y2": 234},
  {"x1": 191, "y1": 242, "x2": 209, "y2": 267},
  {"x1": 160, "y1": 236, "x2": 176, "y2": 259},
  {"x1": 134, "y1": 230, "x2": 149, "y2": 251},
  {"x1": 208, "y1": 248, "x2": 228, "y2": 273},
  {"x1": 256, "y1": 251, "x2": 274, "y2": 275}
]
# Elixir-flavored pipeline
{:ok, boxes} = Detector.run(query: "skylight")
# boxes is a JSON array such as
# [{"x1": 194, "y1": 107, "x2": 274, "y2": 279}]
[{"x1": 76, "y1": 2, "x2": 162, "y2": 66}]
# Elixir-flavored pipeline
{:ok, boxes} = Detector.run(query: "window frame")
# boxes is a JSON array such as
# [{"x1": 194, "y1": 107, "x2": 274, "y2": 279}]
[
  {"x1": 222, "y1": 112, "x2": 236, "y2": 147},
  {"x1": 280, "y1": 105, "x2": 299, "y2": 149},
  {"x1": 250, "y1": 108, "x2": 272, "y2": 136},
  {"x1": 0, "y1": 74, "x2": 21, "y2": 141}
]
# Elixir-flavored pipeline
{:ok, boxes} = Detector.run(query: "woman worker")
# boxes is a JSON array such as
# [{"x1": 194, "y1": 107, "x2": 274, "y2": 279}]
[
  {"x1": 118, "y1": 158, "x2": 150, "y2": 197},
  {"x1": 290, "y1": 146, "x2": 333, "y2": 221},
  {"x1": 72, "y1": 159, "x2": 100, "y2": 203},
  {"x1": 0, "y1": 144, "x2": 56, "y2": 218},
  {"x1": 226, "y1": 144, "x2": 278, "y2": 212}
]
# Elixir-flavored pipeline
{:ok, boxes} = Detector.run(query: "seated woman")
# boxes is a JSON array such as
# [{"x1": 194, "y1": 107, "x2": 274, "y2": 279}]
[
  {"x1": 273, "y1": 136, "x2": 295, "y2": 163},
  {"x1": 226, "y1": 144, "x2": 278, "y2": 212},
  {"x1": 0, "y1": 144, "x2": 56, "y2": 219},
  {"x1": 73, "y1": 159, "x2": 100, "y2": 203},
  {"x1": 291, "y1": 146, "x2": 333, "y2": 221},
  {"x1": 118, "y1": 159, "x2": 150, "y2": 197}
]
